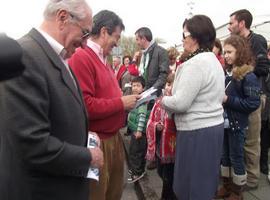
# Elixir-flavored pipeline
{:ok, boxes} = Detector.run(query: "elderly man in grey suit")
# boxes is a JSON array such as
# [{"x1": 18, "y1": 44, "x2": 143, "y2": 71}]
[{"x1": 0, "y1": 1, "x2": 103, "y2": 200}]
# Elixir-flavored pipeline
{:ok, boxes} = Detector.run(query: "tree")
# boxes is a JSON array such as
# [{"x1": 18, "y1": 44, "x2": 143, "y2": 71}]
[
  {"x1": 119, "y1": 35, "x2": 139, "y2": 57},
  {"x1": 119, "y1": 35, "x2": 167, "y2": 57},
  {"x1": 155, "y1": 37, "x2": 167, "y2": 45}
]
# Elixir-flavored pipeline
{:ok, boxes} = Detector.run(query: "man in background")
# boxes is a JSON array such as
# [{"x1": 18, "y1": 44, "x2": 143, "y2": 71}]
[
  {"x1": 134, "y1": 27, "x2": 169, "y2": 97},
  {"x1": 229, "y1": 9, "x2": 270, "y2": 190},
  {"x1": 112, "y1": 56, "x2": 121, "y2": 75}
]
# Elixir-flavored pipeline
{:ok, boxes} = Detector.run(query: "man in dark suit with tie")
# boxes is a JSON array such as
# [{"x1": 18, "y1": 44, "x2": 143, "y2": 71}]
[{"x1": 0, "y1": 1, "x2": 103, "y2": 200}]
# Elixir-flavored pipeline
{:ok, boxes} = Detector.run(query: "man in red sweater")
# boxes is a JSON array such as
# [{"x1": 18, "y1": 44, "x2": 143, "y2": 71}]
[{"x1": 69, "y1": 10, "x2": 139, "y2": 200}]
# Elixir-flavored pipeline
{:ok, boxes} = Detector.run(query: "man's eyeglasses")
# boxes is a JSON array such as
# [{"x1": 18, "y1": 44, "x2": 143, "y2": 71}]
[
  {"x1": 182, "y1": 31, "x2": 191, "y2": 39},
  {"x1": 80, "y1": 28, "x2": 90, "y2": 40},
  {"x1": 69, "y1": 13, "x2": 90, "y2": 40}
]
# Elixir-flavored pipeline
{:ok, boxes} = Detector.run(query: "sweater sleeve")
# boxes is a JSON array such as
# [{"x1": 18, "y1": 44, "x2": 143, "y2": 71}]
[
  {"x1": 69, "y1": 50, "x2": 124, "y2": 120},
  {"x1": 224, "y1": 73, "x2": 261, "y2": 114},
  {"x1": 137, "y1": 104, "x2": 148, "y2": 132},
  {"x1": 162, "y1": 61, "x2": 203, "y2": 113},
  {"x1": 250, "y1": 34, "x2": 270, "y2": 77}
]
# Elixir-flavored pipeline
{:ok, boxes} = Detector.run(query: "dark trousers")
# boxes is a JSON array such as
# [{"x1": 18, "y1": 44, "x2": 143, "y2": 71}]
[
  {"x1": 222, "y1": 128, "x2": 246, "y2": 175},
  {"x1": 129, "y1": 133, "x2": 147, "y2": 175},
  {"x1": 157, "y1": 158, "x2": 177, "y2": 200},
  {"x1": 260, "y1": 120, "x2": 270, "y2": 172}
]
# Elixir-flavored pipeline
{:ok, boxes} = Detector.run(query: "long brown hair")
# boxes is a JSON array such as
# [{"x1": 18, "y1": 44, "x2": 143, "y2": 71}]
[{"x1": 224, "y1": 34, "x2": 254, "y2": 66}]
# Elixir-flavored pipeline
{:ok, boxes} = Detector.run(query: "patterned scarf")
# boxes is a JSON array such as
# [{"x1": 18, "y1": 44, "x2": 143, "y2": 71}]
[
  {"x1": 182, "y1": 48, "x2": 211, "y2": 62},
  {"x1": 139, "y1": 53, "x2": 149, "y2": 80},
  {"x1": 139, "y1": 40, "x2": 155, "y2": 80},
  {"x1": 146, "y1": 98, "x2": 177, "y2": 163}
]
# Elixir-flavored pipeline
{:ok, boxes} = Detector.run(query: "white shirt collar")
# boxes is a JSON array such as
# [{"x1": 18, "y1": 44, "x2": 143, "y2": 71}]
[
  {"x1": 37, "y1": 28, "x2": 67, "y2": 59},
  {"x1": 36, "y1": 28, "x2": 77, "y2": 87}
]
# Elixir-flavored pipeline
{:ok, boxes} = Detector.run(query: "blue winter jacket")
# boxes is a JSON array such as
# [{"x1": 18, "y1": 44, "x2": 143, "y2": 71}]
[{"x1": 224, "y1": 65, "x2": 261, "y2": 131}]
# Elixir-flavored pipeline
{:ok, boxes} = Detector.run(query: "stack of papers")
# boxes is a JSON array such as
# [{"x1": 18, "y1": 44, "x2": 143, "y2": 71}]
[
  {"x1": 135, "y1": 87, "x2": 157, "y2": 108},
  {"x1": 86, "y1": 132, "x2": 99, "y2": 181}
]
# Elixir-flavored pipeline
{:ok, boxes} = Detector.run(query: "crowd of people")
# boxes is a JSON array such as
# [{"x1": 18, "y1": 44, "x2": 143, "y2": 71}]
[{"x1": 0, "y1": 1, "x2": 270, "y2": 200}]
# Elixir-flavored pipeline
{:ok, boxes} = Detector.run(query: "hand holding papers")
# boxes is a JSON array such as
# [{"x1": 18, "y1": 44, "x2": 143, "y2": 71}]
[{"x1": 87, "y1": 132, "x2": 100, "y2": 181}]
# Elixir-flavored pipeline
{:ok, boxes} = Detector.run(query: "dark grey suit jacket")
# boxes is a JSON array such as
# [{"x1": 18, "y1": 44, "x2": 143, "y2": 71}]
[
  {"x1": 144, "y1": 42, "x2": 169, "y2": 96},
  {"x1": 0, "y1": 28, "x2": 91, "y2": 200}
]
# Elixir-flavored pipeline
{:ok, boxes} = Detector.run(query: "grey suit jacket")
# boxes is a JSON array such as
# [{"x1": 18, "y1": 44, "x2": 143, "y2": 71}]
[
  {"x1": 145, "y1": 42, "x2": 169, "y2": 96},
  {"x1": 0, "y1": 28, "x2": 91, "y2": 200}
]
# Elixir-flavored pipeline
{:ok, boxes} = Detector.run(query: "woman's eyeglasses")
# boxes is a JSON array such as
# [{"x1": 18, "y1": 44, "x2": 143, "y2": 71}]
[{"x1": 182, "y1": 31, "x2": 191, "y2": 39}]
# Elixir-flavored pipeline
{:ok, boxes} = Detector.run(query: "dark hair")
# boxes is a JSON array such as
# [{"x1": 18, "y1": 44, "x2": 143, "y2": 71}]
[
  {"x1": 214, "y1": 38, "x2": 223, "y2": 55},
  {"x1": 230, "y1": 9, "x2": 253, "y2": 29},
  {"x1": 183, "y1": 15, "x2": 216, "y2": 50},
  {"x1": 131, "y1": 76, "x2": 145, "y2": 88},
  {"x1": 224, "y1": 34, "x2": 254, "y2": 66},
  {"x1": 122, "y1": 55, "x2": 132, "y2": 64},
  {"x1": 135, "y1": 27, "x2": 152, "y2": 42},
  {"x1": 91, "y1": 10, "x2": 125, "y2": 36}
]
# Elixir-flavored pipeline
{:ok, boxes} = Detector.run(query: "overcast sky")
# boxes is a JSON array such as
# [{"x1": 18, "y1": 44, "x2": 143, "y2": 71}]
[{"x1": 0, "y1": 0, "x2": 269, "y2": 47}]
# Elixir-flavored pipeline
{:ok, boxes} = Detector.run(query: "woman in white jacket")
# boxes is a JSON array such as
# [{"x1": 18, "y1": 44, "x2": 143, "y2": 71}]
[{"x1": 162, "y1": 15, "x2": 225, "y2": 200}]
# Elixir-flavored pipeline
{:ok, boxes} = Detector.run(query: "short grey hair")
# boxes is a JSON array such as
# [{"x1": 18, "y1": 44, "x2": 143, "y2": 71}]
[{"x1": 43, "y1": 0, "x2": 89, "y2": 21}]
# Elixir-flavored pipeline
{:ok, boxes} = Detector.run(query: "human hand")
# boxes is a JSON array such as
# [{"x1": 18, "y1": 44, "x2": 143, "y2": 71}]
[
  {"x1": 134, "y1": 131, "x2": 142, "y2": 139},
  {"x1": 89, "y1": 147, "x2": 104, "y2": 169},
  {"x1": 133, "y1": 51, "x2": 141, "y2": 61},
  {"x1": 223, "y1": 95, "x2": 228, "y2": 103},
  {"x1": 121, "y1": 95, "x2": 140, "y2": 111},
  {"x1": 167, "y1": 88, "x2": 172, "y2": 96}
]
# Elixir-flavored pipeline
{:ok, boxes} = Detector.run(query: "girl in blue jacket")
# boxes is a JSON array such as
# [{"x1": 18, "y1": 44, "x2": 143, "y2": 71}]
[{"x1": 216, "y1": 35, "x2": 260, "y2": 200}]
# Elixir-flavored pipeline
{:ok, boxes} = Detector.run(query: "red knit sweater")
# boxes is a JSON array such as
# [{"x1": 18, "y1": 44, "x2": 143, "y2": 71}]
[{"x1": 69, "y1": 47, "x2": 125, "y2": 139}]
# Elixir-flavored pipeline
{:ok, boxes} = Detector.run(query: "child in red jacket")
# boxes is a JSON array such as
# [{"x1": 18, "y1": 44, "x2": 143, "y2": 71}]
[{"x1": 146, "y1": 73, "x2": 177, "y2": 199}]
